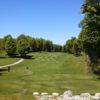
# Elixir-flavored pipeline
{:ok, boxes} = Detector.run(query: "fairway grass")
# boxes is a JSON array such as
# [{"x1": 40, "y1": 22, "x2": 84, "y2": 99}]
[
  {"x1": 0, "y1": 52, "x2": 100, "y2": 100},
  {"x1": 0, "y1": 57, "x2": 20, "y2": 66}
]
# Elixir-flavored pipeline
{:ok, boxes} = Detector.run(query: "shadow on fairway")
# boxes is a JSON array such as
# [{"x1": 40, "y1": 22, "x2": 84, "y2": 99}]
[
  {"x1": 23, "y1": 55, "x2": 34, "y2": 59},
  {"x1": 0, "y1": 68, "x2": 8, "y2": 72},
  {"x1": 0, "y1": 73, "x2": 3, "y2": 76},
  {"x1": 0, "y1": 69, "x2": 8, "y2": 76},
  {"x1": 6, "y1": 55, "x2": 35, "y2": 59},
  {"x1": 0, "y1": 56, "x2": 8, "y2": 59}
]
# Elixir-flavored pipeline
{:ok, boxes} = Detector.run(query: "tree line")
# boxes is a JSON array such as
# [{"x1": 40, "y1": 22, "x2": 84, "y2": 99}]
[
  {"x1": 63, "y1": 37, "x2": 82, "y2": 56},
  {"x1": 0, "y1": 34, "x2": 83, "y2": 57},
  {"x1": 64, "y1": 0, "x2": 100, "y2": 73},
  {"x1": 79, "y1": 0, "x2": 100, "y2": 73},
  {"x1": 0, "y1": 34, "x2": 63, "y2": 57}
]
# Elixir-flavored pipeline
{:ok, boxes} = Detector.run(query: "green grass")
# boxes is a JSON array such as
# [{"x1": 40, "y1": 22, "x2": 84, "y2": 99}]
[
  {"x1": 0, "y1": 52, "x2": 100, "y2": 100},
  {"x1": 0, "y1": 51, "x2": 20, "y2": 66},
  {"x1": 0, "y1": 57, "x2": 20, "y2": 66}
]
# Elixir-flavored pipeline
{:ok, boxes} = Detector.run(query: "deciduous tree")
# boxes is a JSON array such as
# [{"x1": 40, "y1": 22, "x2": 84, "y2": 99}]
[
  {"x1": 4, "y1": 35, "x2": 16, "y2": 56},
  {"x1": 79, "y1": 0, "x2": 100, "y2": 71},
  {"x1": 17, "y1": 34, "x2": 30, "y2": 57}
]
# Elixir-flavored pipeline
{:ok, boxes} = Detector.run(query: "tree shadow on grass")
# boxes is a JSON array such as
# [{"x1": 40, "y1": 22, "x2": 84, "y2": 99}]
[
  {"x1": 0, "y1": 68, "x2": 8, "y2": 72},
  {"x1": 0, "y1": 73, "x2": 3, "y2": 76},
  {"x1": 0, "y1": 54, "x2": 35, "y2": 59},
  {"x1": 0, "y1": 56, "x2": 7, "y2": 59},
  {"x1": 23, "y1": 55, "x2": 35, "y2": 59},
  {"x1": 12, "y1": 55, "x2": 35, "y2": 59},
  {"x1": 0, "y1": 68, "x2": 8, "y2": 76},
  {"x1": 0, "y1": 68, "x2": 11, "y2": 76},
  {"x1": 74, "y1": 53, "x2": 82, "y2": 57},
  {"x1": 94, "y1": 68, "x2": 100, "y2": 80},
  {"x1": 95, "y1": 60, "x2": 100, "y2": 76}
]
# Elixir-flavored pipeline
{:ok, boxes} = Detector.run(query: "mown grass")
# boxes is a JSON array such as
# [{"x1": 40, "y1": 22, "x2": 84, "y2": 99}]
[
  {"x1": 0, "y1": 52, "x2": 100, "y2": 100},
  {"x1": 0, "y1": 51, "x2": 20, "y2": 66},
  {"x1": 0, "y1": 57, "x2": 20, "y2": 66}
]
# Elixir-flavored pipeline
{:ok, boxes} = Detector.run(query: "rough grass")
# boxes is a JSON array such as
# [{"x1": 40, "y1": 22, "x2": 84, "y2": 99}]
[{"x1": 0, "y1": 52, "x2": 100, "y2": 100}]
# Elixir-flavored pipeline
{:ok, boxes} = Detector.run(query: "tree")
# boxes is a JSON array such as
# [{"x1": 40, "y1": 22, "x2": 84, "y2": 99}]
[
  {"x1": 65, "y1": 37, "x2": 76, "y2": 54},
  {"x1": 4, "y1": 35, "x2": 16, "y2": 56},
  {"x1": 73, "y1": 39, "x2": 81, "y2": 56},
  {"x1": 3, "y1": 35, "x2": 12, "y2": 46},
  {"x1": 39, "y1": 38, "x2": 44, "y2": 51},
  {"x1": 64, "y1": 37, "x2": 81, "y2": 55},
  {"x1": 36, "y1": 38, "x2": 44, "y2": 52},
  {"x1": 30, "y1": 38, "x2": 38, "y2": 52},
  {"x1": 1, "y1": 34, "x2": 63, "y2": 56},
  {"x1": 45, "y1": 40, "x2": 53, "y2": 52},
  {"x1": 27, "y1": 36, "x2": 33, "y2": 52},
  {"x1": 79, "y1": 0, "x2": 100, "y2": 71},
  {"x1": 62, "y1": 45, "x2": 67, "y2": 52},
  {"x1": 0, "y1": 39, "x2": 2, "y2": 54},
  {"x1": 17, "y1": 34, "x2": 30, "y2": 57}
]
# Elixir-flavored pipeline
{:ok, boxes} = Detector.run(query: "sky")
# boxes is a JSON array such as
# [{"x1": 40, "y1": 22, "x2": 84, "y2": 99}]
[{"x1": 0, "y1": 0, "x2": 84, "y2": 45}]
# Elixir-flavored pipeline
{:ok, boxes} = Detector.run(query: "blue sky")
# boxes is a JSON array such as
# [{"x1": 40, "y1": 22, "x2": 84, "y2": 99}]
[{"x1": 0, "y1": 0, "x2": 83, "y2": 45}]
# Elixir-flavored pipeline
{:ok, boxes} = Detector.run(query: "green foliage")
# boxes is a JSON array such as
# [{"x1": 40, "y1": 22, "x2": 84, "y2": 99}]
[
  {"x1": 65, "y1": 37, "x2": 76, "y2": 54},
  {"x1": 25, "y1": 36, "x2": 62, "y2": 52},
  {"x1": 53, "y1": 44, "x2": 62, "y2": 52},
  {"x1": 73, "y1": 39, "x2": 81, "y2": 56},
  {"x1": 26, "y1": 36, "x2": 34, "y2": 52},
  {"x1": 17, "y1": 34, "x2": 30, "y2": 57},
  {"x1": 3, "y1": 35, "x2": 12, "y2": 46},
  {"x1": 29, "y1": 37, "x2": 39, "y2": 52},
  {"x1": 64, "y1": 37, "x2": 81, "y2": 56},
  {"x1": 45, "y1": 40, "x2": 53, "y2": 52},
  {"x1": 1, "y1": 34, "x2": 63, "y2": 57},
  {"x1": 0, "y1": 38, "x2": 3, "y2": 53},
  {"x1": 79, "y1": 0, "x2": 100, "y2": 72},
  {"x1": 79, "y1": 0, "x2": 100, "y2": 53},
  {"x1": 62, "y1": 45, "x2": 67, "y2": 52},
  {"x1": 4, "y1": 35, "x2": 16, "y2": 56}
]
